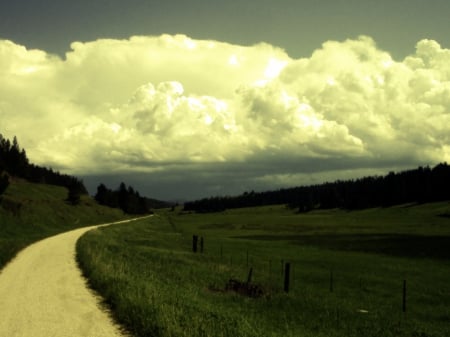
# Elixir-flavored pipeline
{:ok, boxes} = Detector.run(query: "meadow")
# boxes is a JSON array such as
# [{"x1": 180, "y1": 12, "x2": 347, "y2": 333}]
[
  {"x1": 76, "y1": 202, "x2": 450, "y2": 337},
  {"x1": 0, "y1": 178, "x2": 127, "y2": 270}
]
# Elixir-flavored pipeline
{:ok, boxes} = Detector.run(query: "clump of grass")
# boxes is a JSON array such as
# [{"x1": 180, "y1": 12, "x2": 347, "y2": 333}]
[{"x1": 77, "y1": 205, "x2": 450, "y2": 337}]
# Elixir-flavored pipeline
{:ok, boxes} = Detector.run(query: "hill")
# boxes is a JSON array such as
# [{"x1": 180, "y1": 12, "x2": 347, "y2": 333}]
[
  {"x1": 0, "y1": 134, "x2": 87, "y2": 198},
  {"x1": 1, "y1": 132, "x2": 169, "y2": 213},
  {"x1": 0, "y1": 178, "x2": 128, "y2": 270}
]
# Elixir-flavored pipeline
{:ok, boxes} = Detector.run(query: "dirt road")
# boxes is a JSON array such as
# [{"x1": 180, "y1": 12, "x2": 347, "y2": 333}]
[{"x1": 0, "y1": 219, "x2": 141, "y2": 337}]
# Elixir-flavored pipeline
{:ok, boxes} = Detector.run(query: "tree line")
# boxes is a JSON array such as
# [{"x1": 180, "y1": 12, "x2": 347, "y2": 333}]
[
  {"x1": 183, "y1": 163, "x2": 450, "y2": 213},
  {"x1": 94, "y1": 182, "x2": 166, "y2": 214},
  {"x1": 95, "y1": 181, "x2": 173, "y2": 214},
  {"x1": 0, "y1": 133, "x2": 87, "y2": 202},
  {"x1": 1, "y1": 133, "x2": 167, "y2": 213}
]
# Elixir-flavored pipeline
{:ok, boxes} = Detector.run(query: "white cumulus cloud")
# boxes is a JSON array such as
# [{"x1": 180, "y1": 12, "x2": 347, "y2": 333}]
[{"x1": 0, "y1": 34, "x2": 449, "y2": 198}]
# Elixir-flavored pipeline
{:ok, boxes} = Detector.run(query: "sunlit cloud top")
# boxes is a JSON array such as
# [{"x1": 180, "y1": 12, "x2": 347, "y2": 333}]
[{"x1": 1, "y1": 34, "x2": 449, "y2": 198}]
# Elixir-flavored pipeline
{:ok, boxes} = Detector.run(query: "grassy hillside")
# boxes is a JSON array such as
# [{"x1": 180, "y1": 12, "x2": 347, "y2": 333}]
[
  {"x1": 0, "y1": 178, "x2": 128, "y2": 269},
  {"x1": 77, "y1": 203, "x2": 450, "y2": 337}
]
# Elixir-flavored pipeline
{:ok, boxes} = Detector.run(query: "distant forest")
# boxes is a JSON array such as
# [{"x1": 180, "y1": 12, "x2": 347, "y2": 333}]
[
  {"x1": 0, "y1": 133, "x2": 87, "y2": 198},
  {"x1": 184, "y1": 163, "x2": 450, "y2": 213},
  {"x1": 0, "y1": 133, "x2": 164, "y2": 214},
  {"x1": 94, "y1": 182, "x2": 171, "y2": 214}
]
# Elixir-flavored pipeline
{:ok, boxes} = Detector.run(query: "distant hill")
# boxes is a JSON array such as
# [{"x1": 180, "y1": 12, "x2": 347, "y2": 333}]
[
  {"x1": 0, "y1": 133, "x2": 86, "y2": 198},
  {"x1": 0, "y1": 132, "x2": 169, "y2": 271},
  {"x1": 184, "y1": 163, "x2": 450, "y2": 213},
  {"x1": 0, "y1": 178, "x2": 127, "y2": 270},
  {"x1": 0, "y1": 133, "x2": 170, "y2": 213}
]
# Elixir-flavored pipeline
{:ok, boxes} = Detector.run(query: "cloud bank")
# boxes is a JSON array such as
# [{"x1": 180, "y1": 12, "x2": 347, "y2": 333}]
[{"x1": 1, "y1": 35, "x2": 449, "y2": 199}]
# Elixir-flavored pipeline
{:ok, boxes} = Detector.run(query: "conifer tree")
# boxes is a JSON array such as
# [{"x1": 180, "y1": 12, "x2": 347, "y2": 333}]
[{"x1": 0, "y1": 173, "x2": 9, "y2": 195}]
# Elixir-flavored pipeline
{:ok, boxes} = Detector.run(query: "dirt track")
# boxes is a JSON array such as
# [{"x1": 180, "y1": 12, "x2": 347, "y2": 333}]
[{"x1": 0, "y1": 219, "x2": 138, "y2": 337}]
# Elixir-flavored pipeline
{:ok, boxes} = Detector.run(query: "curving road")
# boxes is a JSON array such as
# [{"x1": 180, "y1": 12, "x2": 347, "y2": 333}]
[{"x1": 0, "y1": 218, "x2": 145, "y2": 337}]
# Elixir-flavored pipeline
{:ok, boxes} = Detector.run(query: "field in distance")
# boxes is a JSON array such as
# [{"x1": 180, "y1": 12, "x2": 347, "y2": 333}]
[{"x1": 77, "y1": 203, "x2": 450, "y2": 337}]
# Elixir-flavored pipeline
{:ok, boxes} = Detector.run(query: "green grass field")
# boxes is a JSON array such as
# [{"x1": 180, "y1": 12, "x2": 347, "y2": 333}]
[
  {"x1": 0, "y1": 178, "x2": 128, "y2": 269},
  {"x1": 76, "y1": 202, "x2": 450, "y2": 337}
]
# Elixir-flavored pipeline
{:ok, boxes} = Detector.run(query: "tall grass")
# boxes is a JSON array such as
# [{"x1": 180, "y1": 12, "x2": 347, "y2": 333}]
[
  {"x1": 77, "y1": 203, "x2": 450, "y2": 337},
  {"x1": 0, "y1": 178, "x2": 127, "y2": 269}
]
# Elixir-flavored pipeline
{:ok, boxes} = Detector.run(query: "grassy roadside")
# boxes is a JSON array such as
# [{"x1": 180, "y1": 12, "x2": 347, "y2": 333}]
[
  {"x1": 76, "y1": 202, "x2": 450, "y2": 337},
  {"x1": 0, "y1": 178, "x2": 128, "y2": 270}
]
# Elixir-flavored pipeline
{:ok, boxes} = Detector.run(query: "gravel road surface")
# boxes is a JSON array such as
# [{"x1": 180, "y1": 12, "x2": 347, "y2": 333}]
[{"x1": 0, "y1": 219, "x2": 140, "y2": 337}]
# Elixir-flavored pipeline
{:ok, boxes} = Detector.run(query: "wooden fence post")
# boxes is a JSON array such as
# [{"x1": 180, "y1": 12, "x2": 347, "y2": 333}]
[
  {"x1": 247, "y1": 267, "x2": 253, "y2": 284},
  {"x1": 330, "y1": 270, "x2": 334, "y2": 292},
  {"x1": 192, "y1": 235, "x2": 198, "y2": 253},
  {"x1": 284, "y1": 262, "x2": 291, "y2": 293},
  {"x1": 403, "y1": 280, "x2": 407, "y2": 313}
]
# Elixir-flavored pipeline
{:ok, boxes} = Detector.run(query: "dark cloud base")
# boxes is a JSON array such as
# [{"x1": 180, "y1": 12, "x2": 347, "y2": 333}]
[{"x1": 81, "y1": 155, "x2": 429, "y2": 202}]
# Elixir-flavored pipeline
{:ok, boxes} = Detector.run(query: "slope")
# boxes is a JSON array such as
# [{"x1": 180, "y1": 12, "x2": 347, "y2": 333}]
[{"x1": 0, "y1": 177, "x2": 127, "y2": 270}]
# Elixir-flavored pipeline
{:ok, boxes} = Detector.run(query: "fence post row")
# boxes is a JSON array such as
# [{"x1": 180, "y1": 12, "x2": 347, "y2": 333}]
[{"x1": 190, "y1": 237, "x2": 413, "y2": 315}]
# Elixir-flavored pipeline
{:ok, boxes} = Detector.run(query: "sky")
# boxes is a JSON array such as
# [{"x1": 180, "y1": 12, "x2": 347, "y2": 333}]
[{"x1": 1, "y1": 0, "x2": 449, "y2": 201}]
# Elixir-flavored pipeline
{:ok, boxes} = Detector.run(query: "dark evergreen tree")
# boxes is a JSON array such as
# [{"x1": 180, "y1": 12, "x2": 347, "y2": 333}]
[
  {"x1": 118, "y1": 182, "x2": 129, "y2": 212},
  {"x1": 93, "y1": 182, "x2": 154, "y2": 214},
  {"x1": 0, "y1": 173, "x2": 9, "y2": 195},
  {"x1": 66, "y1": 183, "x2": 82, "y2": 205},
  {"x1": 95, "y1": 183, "x2": 108, "y2": 205}
]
